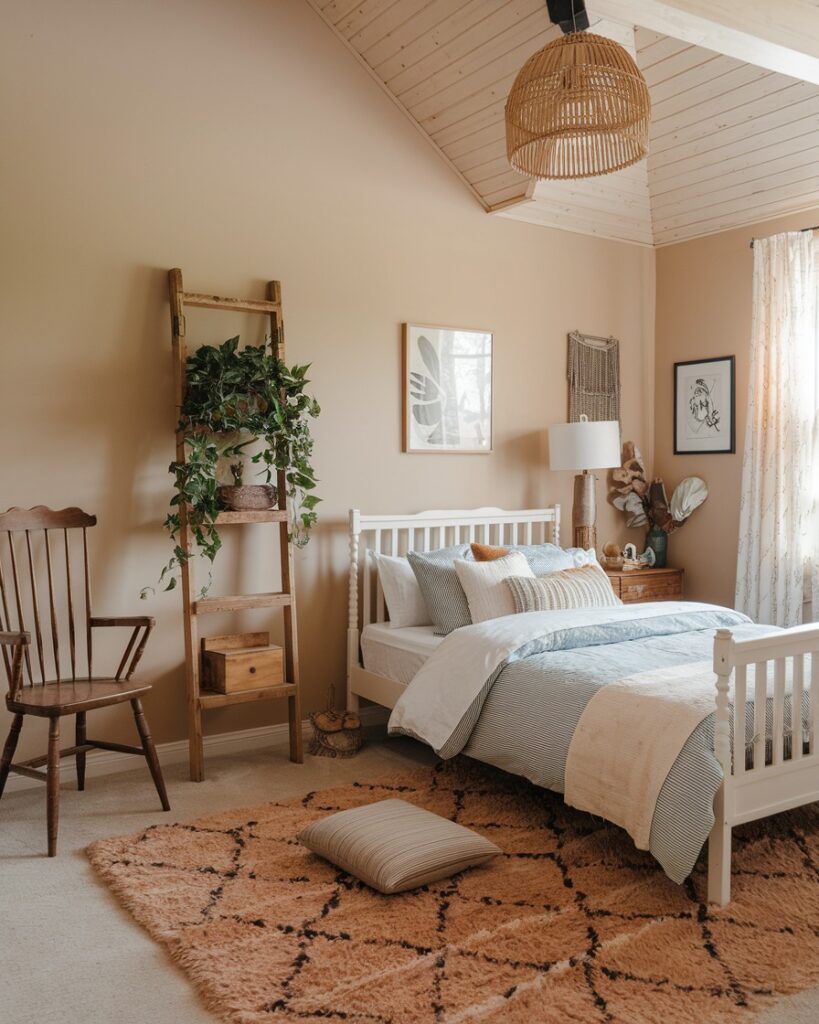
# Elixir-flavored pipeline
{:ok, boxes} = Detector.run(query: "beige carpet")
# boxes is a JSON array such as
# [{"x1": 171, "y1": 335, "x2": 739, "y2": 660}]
[{"x1": 87, "y1": 759, "x2": 819, "y2": 1024}]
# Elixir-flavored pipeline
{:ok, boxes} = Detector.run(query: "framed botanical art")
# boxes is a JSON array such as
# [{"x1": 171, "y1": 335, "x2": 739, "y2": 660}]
[
  {"x1": 402, "y1": 323, "x2": 493, "y2": 454},
  {"x1": 674, "y1": 356, "x2": 735, "y2": 454}
]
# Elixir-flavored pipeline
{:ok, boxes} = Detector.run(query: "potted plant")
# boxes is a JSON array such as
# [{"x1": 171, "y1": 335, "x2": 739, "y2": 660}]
[
  {"x1": 145, "y1": 336, "x2": 320, "y2": 598},
  {"x1": 609, "y1": 442, "x2": 707, "y2": 567},
  {"x1": 217, "y1": 459, "x2": 278, "y2": 512}
]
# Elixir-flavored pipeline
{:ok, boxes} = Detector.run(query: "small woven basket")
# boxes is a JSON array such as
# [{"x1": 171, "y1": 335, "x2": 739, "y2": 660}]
[{"x1": 309, "y1": 706, "x2": 362, "y2": 758}]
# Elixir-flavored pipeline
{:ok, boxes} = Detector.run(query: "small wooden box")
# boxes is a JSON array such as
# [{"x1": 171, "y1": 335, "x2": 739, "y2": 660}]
[
  {"x1": 201, "y1": 632, "x2": 283, "y2": 694},
  {"x1": 605, "y1": 566, "x2": 684, "y2": 604}
]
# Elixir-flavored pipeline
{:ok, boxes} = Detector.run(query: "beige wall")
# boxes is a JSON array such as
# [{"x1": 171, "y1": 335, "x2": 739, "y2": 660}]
[
  {"x1": 655, "y1": 208, "x2": 819, "y2": 607},
  {"x1": 0, "y1": 0, "x2": 655, "y2": 763}
]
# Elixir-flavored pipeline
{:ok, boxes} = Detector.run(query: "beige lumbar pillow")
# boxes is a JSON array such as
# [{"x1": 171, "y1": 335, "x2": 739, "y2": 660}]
[
  {"x1": 297, "y1": 798, "x2": 500, "y2": 894},
  {"x1": 506, "y1": 562, "x2": 622, "y2": 613},
  {"x1": 454, "y1": 550, "x2": 534, "y2": 623}
]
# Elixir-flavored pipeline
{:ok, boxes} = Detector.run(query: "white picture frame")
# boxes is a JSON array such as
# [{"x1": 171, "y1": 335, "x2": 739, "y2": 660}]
[{"x1": 402, "y1": 323, "x2": 493, "y2": 454}]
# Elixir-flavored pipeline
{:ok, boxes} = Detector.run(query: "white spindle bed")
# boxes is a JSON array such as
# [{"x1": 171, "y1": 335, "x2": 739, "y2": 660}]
[{"x1": 347, "y1": 506, "x2": 819, "y2": 905}]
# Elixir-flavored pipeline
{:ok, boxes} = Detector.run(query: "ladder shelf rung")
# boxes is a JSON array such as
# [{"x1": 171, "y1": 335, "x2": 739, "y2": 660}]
[
  {"x1": 193, "y1": 592, "x2": 291, "y2": 614},
  {"x1": 199, "y1": 682, "x2": 297, "y2": 709},
  {"x1": 182, "y1": 292, "x2": 281, "y2": 315},
  {"x1": 214, "y1": 510, "x2": 288, "y2": 525}
]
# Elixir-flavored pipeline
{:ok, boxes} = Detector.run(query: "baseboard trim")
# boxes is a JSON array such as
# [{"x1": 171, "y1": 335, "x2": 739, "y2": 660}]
[{"x1": 3, "y1": 706, "x2": 390, "y2": 794}]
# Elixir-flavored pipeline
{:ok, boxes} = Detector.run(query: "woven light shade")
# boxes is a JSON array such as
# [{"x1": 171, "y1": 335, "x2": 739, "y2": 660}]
[{"x1": 505, "y1": 32, "x2": 650, "y2": 180}]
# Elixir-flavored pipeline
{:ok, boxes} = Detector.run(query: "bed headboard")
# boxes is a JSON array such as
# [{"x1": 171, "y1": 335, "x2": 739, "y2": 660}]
[{"x1": 347, "y1": 505, "x2": 560, "y2": 635}]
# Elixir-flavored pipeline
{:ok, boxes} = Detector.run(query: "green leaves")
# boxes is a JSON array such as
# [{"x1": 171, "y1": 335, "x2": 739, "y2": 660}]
[{"x1": 145, "y1": 334, "x2": 321, "y2": 597}]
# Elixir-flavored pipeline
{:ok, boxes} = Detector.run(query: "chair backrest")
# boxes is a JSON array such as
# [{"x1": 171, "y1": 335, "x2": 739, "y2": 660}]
[{"x1": 0, "y1": 506, "x2": 97, "y2": 687}]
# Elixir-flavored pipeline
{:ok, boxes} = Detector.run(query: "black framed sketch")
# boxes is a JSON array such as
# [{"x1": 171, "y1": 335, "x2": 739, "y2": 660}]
[{"x1": 674, "y1": 356, "x2": 735, "y2": 454}]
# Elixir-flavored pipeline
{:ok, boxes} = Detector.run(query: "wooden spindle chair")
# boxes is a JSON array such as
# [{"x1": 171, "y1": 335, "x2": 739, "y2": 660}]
[{"x1": 0, "y1": 506, "x2": 169, "y2": 855}]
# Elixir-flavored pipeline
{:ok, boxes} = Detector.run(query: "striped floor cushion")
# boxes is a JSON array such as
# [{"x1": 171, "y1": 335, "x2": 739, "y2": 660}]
[{"x1": 298, "y1": 798, "x2": 500, "y2": 894}]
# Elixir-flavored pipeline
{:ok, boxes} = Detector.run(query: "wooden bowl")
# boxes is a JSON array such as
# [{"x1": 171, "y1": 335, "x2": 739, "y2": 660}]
[{"x1": 217, "y1": 484, "x2": 278, "y2": 511}]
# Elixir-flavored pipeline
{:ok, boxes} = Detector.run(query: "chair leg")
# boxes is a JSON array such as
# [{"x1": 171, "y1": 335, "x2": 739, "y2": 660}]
[
  {"x1": 75, "y1": 712, "x2": 87, "y2": 792},
  {"x1": 0, "y1": 713, "x2": 24, "y2": 800},
  {"x1": 131, "y1": 698, "x2": 170, "y2": 811},
  {"x1": 47, "y1": 717, "x2": 60, "y2": 857}
]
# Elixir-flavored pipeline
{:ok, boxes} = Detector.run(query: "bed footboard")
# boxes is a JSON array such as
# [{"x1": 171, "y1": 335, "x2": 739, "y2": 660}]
[{"x1": 709, "y1": 624, "x2": 819, "y2": 905}]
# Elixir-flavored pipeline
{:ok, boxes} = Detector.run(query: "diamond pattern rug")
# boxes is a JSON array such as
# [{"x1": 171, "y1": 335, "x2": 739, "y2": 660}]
[{"x1": 87, "y1": 760, "x2": 819, "y2": 1023}]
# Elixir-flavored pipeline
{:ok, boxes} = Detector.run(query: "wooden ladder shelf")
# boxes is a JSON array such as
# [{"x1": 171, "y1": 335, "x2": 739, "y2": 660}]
[{"x1": 168, "y1": 269, "x2": 302, "y2": 782}]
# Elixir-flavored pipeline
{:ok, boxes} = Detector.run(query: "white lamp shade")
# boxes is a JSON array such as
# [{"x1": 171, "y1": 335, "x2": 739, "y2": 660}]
[{"x1": 549, "y1": 418, "x2": 621, "y2": 471}]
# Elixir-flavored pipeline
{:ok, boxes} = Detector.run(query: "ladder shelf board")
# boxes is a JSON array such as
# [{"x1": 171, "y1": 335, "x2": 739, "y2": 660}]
[
  {"x1": 181, "y1": 292, "x2": 282, "y2": 315},
  {"x1": 199, "y1": 682, "x2": 297, "y2": 709},
  {"x1": 214, "y1": 510, "x2": 288, "y2": 525},
  {"x1": 193, "y1": 592, "x2": 292, "y2": 615}
]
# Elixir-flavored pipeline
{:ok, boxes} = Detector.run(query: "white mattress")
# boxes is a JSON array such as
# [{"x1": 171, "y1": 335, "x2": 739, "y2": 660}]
[{"x1": 360, "y1": 623, "x2": 442, "y2": 686}]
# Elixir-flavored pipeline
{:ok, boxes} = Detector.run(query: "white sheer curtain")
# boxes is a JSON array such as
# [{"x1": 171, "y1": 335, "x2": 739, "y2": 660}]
[{"x1": 735, "y1": 231, "x2": 818, "y2": 627}]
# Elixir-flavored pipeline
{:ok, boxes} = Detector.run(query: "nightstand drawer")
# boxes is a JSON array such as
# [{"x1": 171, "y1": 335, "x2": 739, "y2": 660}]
[{"x1": 606, "y1": 567, "x2": 684, "y2": 604}]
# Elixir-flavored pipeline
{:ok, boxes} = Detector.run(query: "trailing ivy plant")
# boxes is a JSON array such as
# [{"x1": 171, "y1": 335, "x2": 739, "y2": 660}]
[{"x1": 144, "y1": 336, "x2": 320, "y2": 598}]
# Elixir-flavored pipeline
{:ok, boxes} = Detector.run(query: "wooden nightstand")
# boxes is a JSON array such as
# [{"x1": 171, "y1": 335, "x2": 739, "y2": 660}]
[{"x1": 605, "y1": 566, "x2": 684, "y2": 604}]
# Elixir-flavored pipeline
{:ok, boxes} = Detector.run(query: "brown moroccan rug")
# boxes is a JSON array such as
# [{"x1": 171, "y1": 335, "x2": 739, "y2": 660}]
[{"x1": 87, "y1": 761, "x2": 819, "y2": 1024}]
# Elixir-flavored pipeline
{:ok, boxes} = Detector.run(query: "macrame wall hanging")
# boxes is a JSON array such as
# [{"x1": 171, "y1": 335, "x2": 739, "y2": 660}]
[{"x1": 567, "y1": 330, "x2": 621, "y2": 423}]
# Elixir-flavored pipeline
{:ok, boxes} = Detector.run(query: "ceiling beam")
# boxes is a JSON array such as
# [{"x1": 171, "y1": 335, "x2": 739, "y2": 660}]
[{"x1": 591, "y1": 0, "x2": 819, "y2": 85}]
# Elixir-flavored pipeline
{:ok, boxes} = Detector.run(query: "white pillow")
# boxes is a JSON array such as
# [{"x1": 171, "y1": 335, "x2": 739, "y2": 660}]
[
  {"x1": 454, "y1": 551, "x2": 534, "y2": 624},
  {"x1": 567, "y1": 547, "x2": 599, "y2": 567},
  {"x1": 373, "y1": 553, "x2": 432, "y2": 628}
]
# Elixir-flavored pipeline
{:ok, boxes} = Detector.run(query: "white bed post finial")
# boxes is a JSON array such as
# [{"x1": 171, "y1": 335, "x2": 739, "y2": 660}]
[
  {"x1": 708, "y1": 627, "x2": 734, "y2": 906},
  {"x1": 347, "y1": 511, "x2": 361, "y2": 712}
]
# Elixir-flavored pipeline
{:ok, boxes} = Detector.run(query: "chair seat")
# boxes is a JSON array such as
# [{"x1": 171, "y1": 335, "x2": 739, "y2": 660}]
[{"x1": 7, "y1": 678, "x2": 151, "y2": 717}]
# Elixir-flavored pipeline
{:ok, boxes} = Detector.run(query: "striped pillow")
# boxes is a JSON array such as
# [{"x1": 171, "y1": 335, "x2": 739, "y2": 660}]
[
  {"x1": 407, "y1": 544, "x2": 472, "y2": 635},
  {"x1": 507, "y1": 563, "x2": 622, "y2": 612},
  {"x1": 298, "y1": 799, "x2": 500, "y2": 894}
]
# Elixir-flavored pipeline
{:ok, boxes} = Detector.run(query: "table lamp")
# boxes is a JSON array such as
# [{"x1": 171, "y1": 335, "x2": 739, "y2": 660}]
[{"x1": 548, "y1": 414, "x2": 621, "y2": 551}]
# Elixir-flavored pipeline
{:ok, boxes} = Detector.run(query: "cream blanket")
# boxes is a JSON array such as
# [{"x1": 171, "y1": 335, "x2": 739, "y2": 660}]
[{"x1": 564, "y1": 660, "x2": 720, "y2": 850}]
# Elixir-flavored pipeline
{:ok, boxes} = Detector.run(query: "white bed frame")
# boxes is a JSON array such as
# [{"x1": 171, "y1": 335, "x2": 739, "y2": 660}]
[
  {"x1": 347, "y1": 507, "x2": 560, "y2": 711},
  {"x1": 711, "y1": 625, "x2": 819, "y2": 903},
  {"x1": 347, "y1": 506, "x2": 819, "y2": 905}
]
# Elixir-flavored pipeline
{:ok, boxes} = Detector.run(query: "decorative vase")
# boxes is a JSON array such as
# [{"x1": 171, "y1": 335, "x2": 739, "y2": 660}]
[
  {"x1": 217, "y1": 484, "x2": 278, "y2": 511},
  {"x1": 645, "y1": 527, "x2": 667, "y2": 568}
]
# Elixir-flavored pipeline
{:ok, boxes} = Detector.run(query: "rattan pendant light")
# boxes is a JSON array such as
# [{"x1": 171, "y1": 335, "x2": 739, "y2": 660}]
[{"x1": 505, "y1": 29, "x2": 651, "y2": 180}]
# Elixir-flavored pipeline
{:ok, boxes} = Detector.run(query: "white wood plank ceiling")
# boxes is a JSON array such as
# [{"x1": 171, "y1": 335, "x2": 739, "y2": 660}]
[{"x1": 306, "y1": 0, "x2": 819, "y2": 247}]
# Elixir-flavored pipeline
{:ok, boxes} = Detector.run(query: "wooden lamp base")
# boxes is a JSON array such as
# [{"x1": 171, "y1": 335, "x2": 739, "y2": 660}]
[{"x1": 572, "y1": 471, "x2": 597, "y2": 551}]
